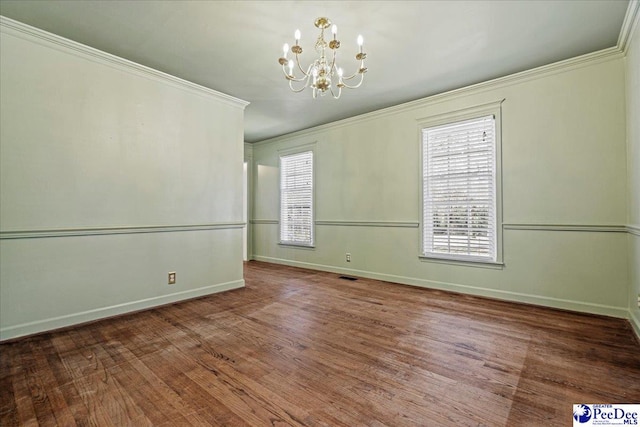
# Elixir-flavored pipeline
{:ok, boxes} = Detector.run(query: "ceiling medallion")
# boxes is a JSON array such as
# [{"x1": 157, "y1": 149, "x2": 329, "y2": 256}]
[{"x1": 278, "y1": 17, "x2": 367, "y2": 99}]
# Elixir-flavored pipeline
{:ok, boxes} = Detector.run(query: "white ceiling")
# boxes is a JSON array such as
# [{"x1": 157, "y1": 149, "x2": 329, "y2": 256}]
[{"x1": 0, "y1": 0, "x2": 631, "y2": 142}]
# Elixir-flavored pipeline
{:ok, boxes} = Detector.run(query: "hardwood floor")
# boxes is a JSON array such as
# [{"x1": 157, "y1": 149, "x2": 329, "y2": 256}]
[{"x1": 1, "y1": 261, "x2": 639, "y2": 426}]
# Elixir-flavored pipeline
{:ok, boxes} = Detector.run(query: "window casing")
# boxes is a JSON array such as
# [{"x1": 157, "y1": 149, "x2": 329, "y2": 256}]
[
  {"x1": 279, "y1": 150, "x2": 314, "y2": 246},
  {"x1": 421, "y1": 112, "x2": 500, "y2": 264}
]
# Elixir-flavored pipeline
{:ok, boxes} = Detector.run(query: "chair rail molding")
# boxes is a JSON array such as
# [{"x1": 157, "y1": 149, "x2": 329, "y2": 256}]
[{"x1": 0, "y1": 222, "x2": 246, "y2": 240}]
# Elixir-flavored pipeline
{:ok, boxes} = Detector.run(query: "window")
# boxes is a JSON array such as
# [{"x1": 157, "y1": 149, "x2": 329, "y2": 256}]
[
  {"x1": 280, "y1": 150, "x2": 314, "y2": 246},
  {"x1": 422, "y1": 114, "x2": 498, "y2": 263}
]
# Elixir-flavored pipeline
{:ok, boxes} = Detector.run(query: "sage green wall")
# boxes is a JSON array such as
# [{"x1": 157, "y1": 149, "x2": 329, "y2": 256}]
[
  {"x1": 251, "y1": 54, "x2": 630, "y2": 318},
  {"x1": 0, "y1": 19, "x2": 247, "y2": 341},
  {"x1": 626, "y1": 13, "x2": 640, "y2": 336}
]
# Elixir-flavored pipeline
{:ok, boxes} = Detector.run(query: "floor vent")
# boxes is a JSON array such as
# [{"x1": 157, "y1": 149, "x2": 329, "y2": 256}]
[{"x1": 339, "y1": 276, "x2": 358, "y2": 281}]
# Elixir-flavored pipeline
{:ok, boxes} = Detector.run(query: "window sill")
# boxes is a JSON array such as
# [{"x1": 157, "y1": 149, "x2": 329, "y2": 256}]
[
  {"x1": 418, "y1": 255, "x2": 504, "y2": 269},
  {"x1": 278, "y1": 242, "x2": 316, "y2": 250}
]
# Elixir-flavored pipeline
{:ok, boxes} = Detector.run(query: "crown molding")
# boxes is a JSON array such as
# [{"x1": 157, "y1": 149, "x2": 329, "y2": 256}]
[
  {"x1": 619, "y1": 0, "x2": 640, "y2": 54},
  {"x1": 252, "y1": 46, "x2": 622, "y2": 147},
  {"x1": 0, "y1": 16, "x2": 249, "y2": 110},
  {"x1": 254, "y1": 3, "x2": 640, "y2": 147}
]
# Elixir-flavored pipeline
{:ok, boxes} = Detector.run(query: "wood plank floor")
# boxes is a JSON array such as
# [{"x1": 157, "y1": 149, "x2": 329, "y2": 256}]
[{"x1": 1, "y1": 261, "x2": 639, "y2": 426}]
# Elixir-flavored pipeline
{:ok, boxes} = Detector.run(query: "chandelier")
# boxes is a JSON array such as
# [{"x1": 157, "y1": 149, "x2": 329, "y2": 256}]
[{"x1": 278, "y1": 17, "x2": 367, "y2": 99}]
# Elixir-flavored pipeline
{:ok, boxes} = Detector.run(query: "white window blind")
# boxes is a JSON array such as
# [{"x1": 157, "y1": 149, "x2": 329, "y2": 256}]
[
  {"x1": 422, "y1": 115, "x2": 496, "y2": 261},
  {"x1": 280, "y1": 150, "x2": 314, "y2": 245}
]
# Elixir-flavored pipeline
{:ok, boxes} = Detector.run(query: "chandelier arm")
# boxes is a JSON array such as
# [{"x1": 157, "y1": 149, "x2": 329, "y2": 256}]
[
  {"x1": 341, "y1": 71, "x2": 359, "y2": 80},
  {"x1": 328, "y1": 85, "x2": 342, "y2": 99},
  {"x1": 288, "y1": 73, "x2": 313, "y2": 92},
  {"x1": 284, "y1": 70, "x2": 311, "y2": 83},
  {"x1": 341, "y1": 62, "x2": 366, "y2": 80},
  {"x1": 294, "y1": 54, "x2": 310, "y2": 76},
  {"x1": 281, "y1": 62, "x2": 311, "y2": 83},
  {"x1": 339, "y1": 73, "x2": 365, "y2": 89},
  {"x1": 330, "y1": 48, "x2": 338, "y2": 72},
  {"x1": 289, "y1": 82, "x2": 309, "y2": 93}
]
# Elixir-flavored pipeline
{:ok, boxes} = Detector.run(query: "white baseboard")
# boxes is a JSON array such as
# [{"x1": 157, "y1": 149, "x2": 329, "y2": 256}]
[
  {"x1": 252, "y1": 256, "x2": 629, "y2": 319},
  {"x1": 630, "y1": 310, "x2": 640, "y2": 342},
  {"x1": 0, "y1": 279, "x2": 244, "y2": 342}
]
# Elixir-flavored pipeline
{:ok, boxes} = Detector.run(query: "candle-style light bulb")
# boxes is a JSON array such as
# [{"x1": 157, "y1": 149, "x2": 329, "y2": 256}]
[
  {"x1": 295, "y1": 29, "x2": 301, "y2": 44},
  {"x1": 357, "y1": 34, "x2": 364, "y2": 50},
  {"x1": 288, "y1": 60, "x2": 294, "y2": 74},
  {"x1": 283, "y1": 43, "x2": 289, "y2": 58},
  {"x1": 332, "y1": 24, "x2": 337, "y2": 40}
]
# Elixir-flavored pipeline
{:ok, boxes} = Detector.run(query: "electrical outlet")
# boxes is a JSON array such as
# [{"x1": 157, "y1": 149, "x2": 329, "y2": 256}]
[
  {"x1": 346, "y1": 253, "x2": 351, "y2": 262},
  {"x1": 168, "y1": 272, "x2": 176, "y2": 285}
]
